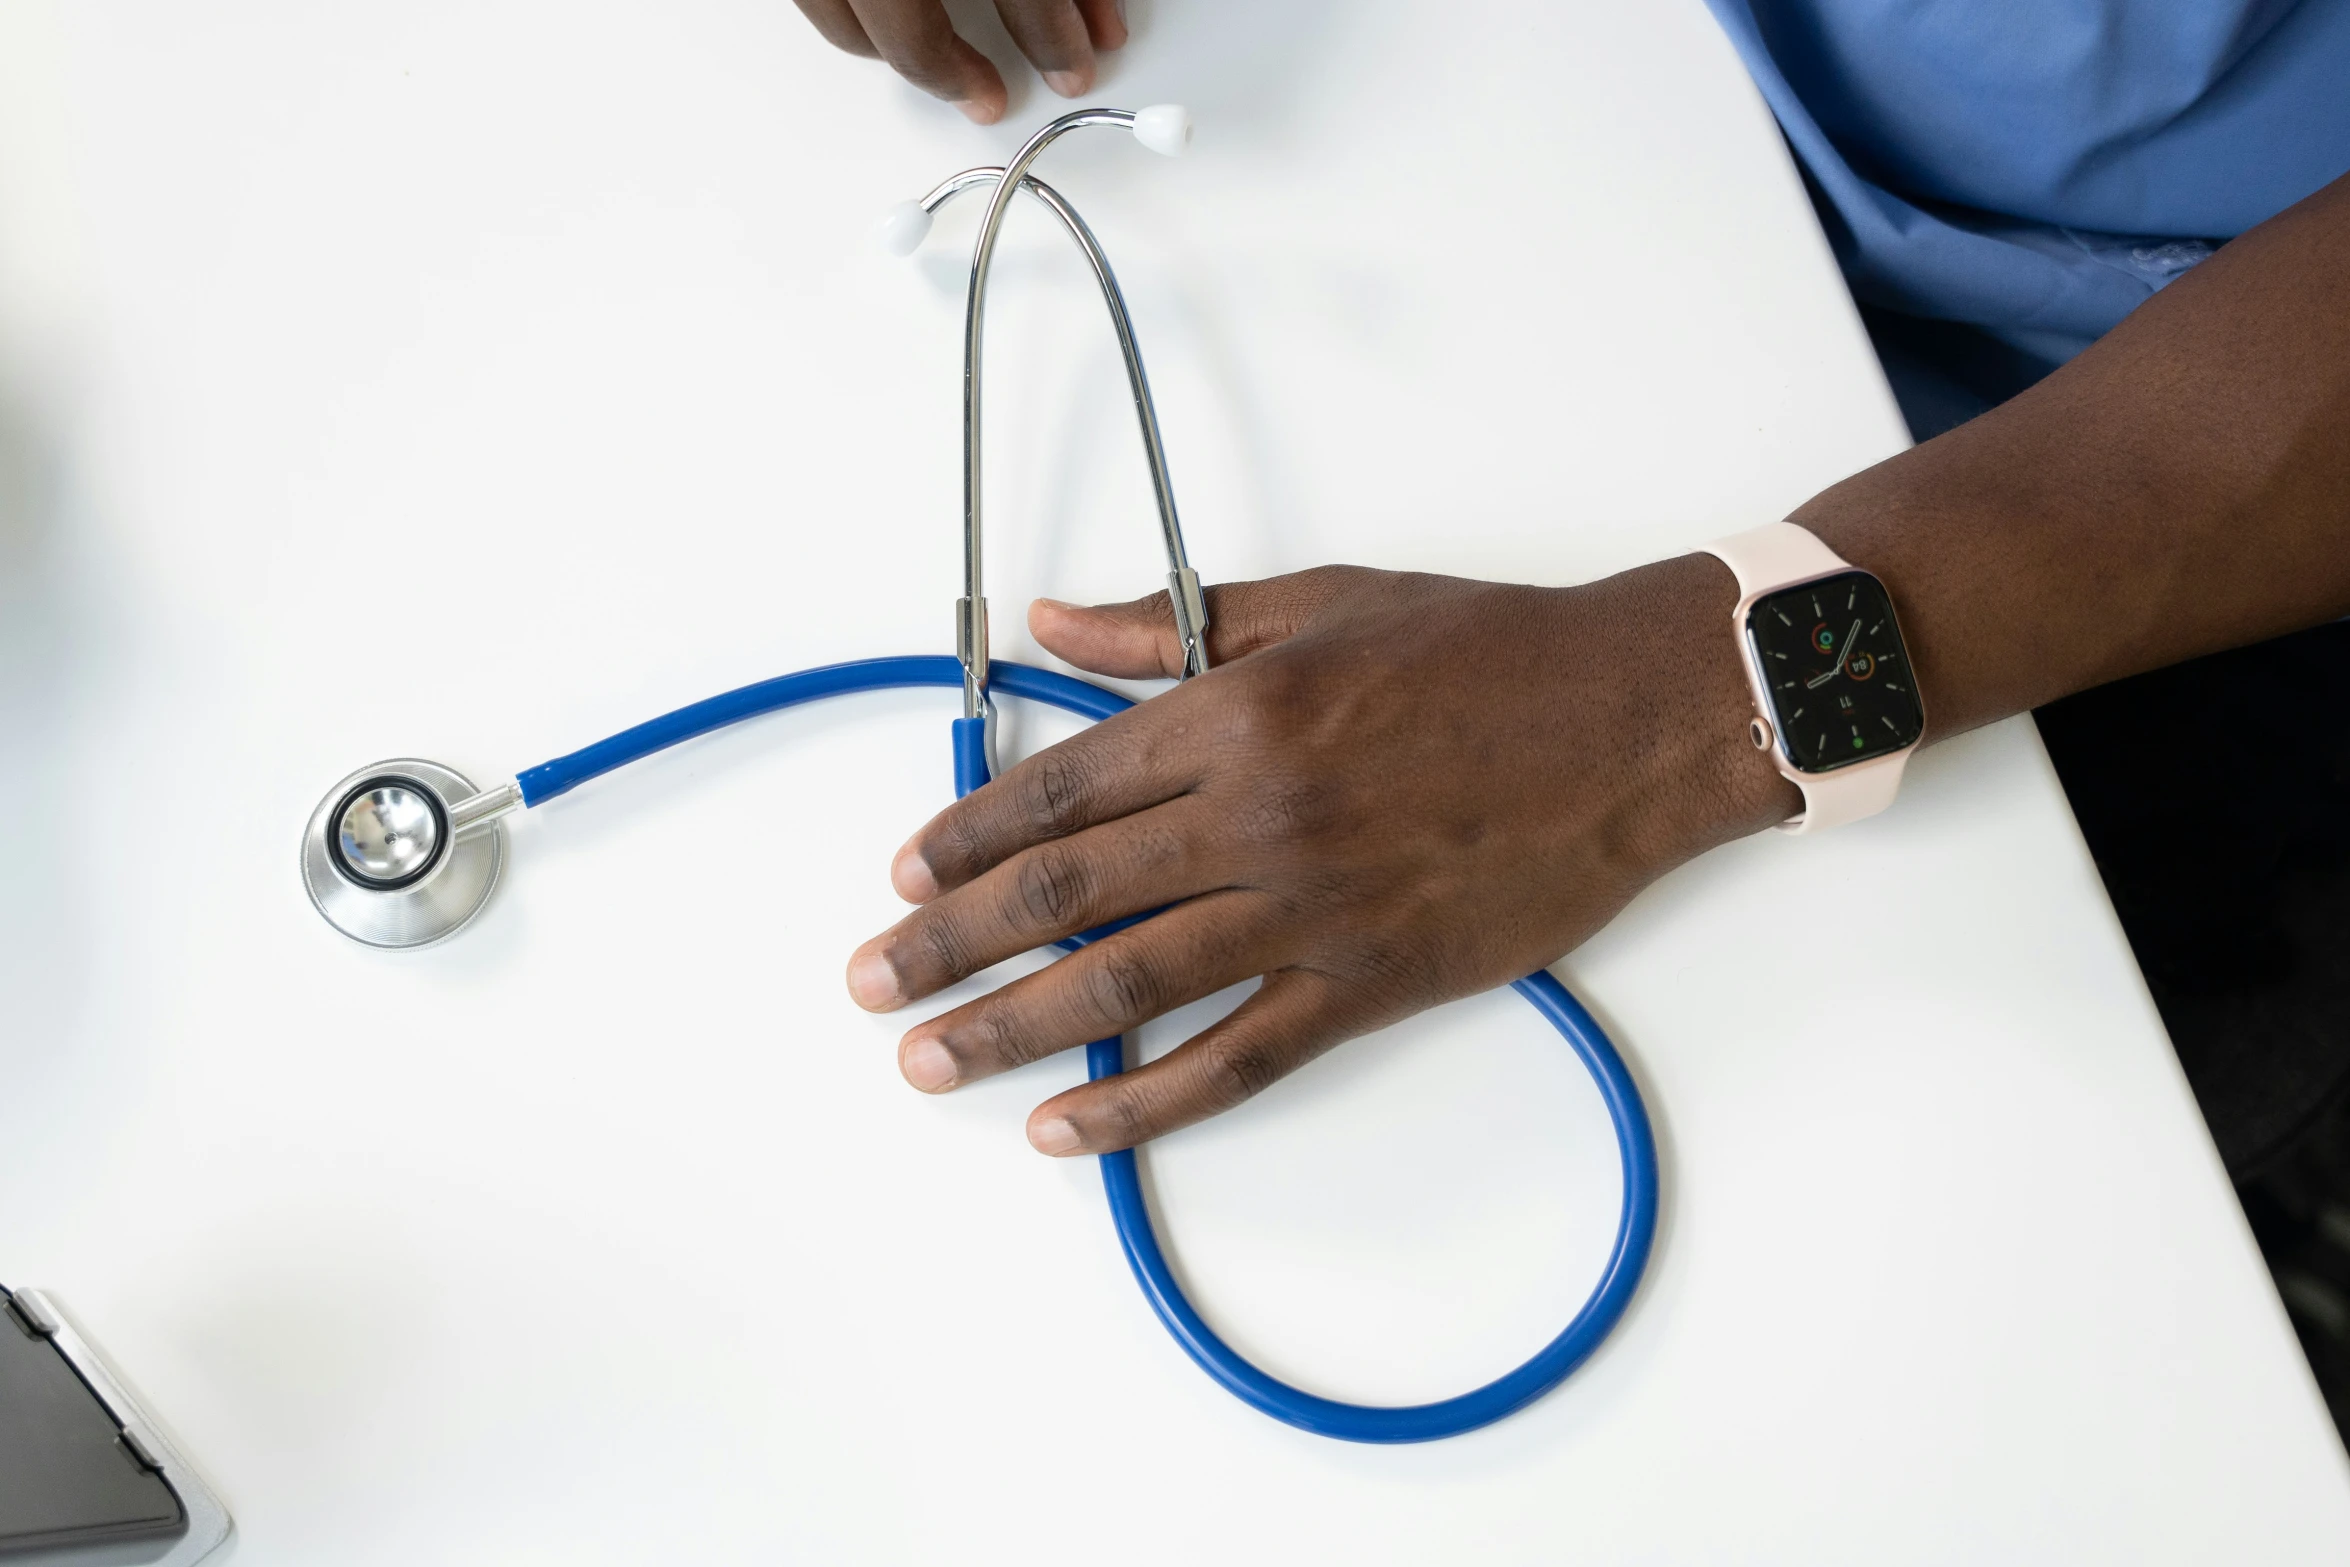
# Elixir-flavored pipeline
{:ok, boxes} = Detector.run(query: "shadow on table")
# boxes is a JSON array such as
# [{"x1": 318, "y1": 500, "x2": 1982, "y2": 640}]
[
  {"x1": 2036, "y1": 626, "x2": 2350, "y2": 1450},
  {"x1": 0, "y1": 362, "x2": 92, "y2": 1124}
]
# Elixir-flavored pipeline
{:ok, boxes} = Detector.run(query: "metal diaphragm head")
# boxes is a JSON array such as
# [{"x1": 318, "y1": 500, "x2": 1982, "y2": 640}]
[
  {"x1": 335, "y1": 781, "x2": 443, "y2": 887},
  {"x1": 302, "y1": 759, "x2": 502, "y2": 949}
]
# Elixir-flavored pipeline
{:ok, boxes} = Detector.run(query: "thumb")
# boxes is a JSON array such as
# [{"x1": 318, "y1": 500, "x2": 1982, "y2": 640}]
[{"x1": 1030, "y1": 568, "x2": 1361, "y2": 679}]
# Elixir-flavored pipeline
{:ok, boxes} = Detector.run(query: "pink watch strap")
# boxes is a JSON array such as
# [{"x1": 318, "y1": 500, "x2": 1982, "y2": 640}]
[
  {"x1": 1700, "y1": 522, "x2": 1912, "y2": 836},
  {"x1": 1784, "y1": 749, "x2": 1907, "y2": 832},
  {"x1": 1700, "y1": 520, "x2": 1845, "y2": 592}
]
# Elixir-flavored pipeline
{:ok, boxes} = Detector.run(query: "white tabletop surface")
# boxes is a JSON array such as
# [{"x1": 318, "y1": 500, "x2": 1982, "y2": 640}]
[{"x1": 4, "y1": 1, "x2": 2347, "y2": 1562}]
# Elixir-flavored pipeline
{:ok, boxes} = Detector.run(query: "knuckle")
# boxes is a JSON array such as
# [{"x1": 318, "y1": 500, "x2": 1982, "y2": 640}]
[
  {"x1": 1080, "y1": 948, "x2": 1163, "y2": 1027},
  {"x1": 929, "y1": 812, "x2": 989, "y2": 884},
  {"x1": 1019, "y1": 752, "x2": 1094, "y2": 838},
  {"x1": 910, "y1": 915, "x2": 974, "y2": 986},
  {"x1": 1197, "y1": 1032, "x2": 1285, "y2": 1107},
  {"x1": 964, "y1": 998, "x2": 1036, "y2": 1070},
  {"x1": 1094, "y1": 1086, "x2": 1151, "y2": 1149},
  {"x1": 1014, "y1": 845, "x2": 1090, "y2": 927}
]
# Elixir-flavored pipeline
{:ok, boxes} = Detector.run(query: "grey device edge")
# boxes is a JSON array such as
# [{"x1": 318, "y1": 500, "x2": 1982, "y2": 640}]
[{"x1": 0, "y1": 1287, "x2": 234, "y2": 1566}]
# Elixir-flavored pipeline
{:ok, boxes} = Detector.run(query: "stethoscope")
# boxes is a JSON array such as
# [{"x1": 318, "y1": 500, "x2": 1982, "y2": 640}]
[{"x1": 301, "y1": 107, "x2": 1659, "y2": 1443}]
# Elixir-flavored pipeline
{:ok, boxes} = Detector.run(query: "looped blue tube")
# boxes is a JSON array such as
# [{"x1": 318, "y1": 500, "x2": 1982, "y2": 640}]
[{"x1": 517, "y1": 655, "x2": 1660, "y2": 1441}]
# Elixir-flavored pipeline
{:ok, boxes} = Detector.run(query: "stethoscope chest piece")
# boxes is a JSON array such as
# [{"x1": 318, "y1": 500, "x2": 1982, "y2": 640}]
[{"x1": 301, "y1": 758, "x2": 503, "y2": 949}]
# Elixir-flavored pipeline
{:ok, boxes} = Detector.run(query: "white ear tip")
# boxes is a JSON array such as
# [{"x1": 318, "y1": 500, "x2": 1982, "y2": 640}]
[
  {"x1": 1132, "y1": 104, "x2": 1191, "y2": 157},
  {"x1": 876, "y1": 200, "x2": 932, "y2": 257}
]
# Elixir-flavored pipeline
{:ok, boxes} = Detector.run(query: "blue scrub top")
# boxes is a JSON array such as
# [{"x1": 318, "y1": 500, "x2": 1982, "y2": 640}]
[{"x1": 1704, "y1": 0, "x2": 2350, "y2": 369}]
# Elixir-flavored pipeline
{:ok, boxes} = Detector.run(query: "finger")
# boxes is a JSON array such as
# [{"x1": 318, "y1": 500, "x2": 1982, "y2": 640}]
[
  {"x1": 843, "y1": 0, "x2": 1009, "y2": 122},
  {"x1": 1073, "y1": 0, "x2": 1127, "y2": 53},
  {"x1": 1024, "y1": 969, "x2": 1362, "y2": 1154},
  {"x1": 791, "y1": 0, "x2": 880, "y2": 57},
  {"x1": 889, "y1": 698, "x2": 1197, "y2": 900},
  {"x1": 1029, "y1": 567, "x2": 1366, "y2": 680},
  {"x1": 893, "y1": 891, "x2": 1281, "y2": 1091},
  {"x1": 994, "y1": 0, "x2": 1098, "y2": 97},
  {"x1": 851, "y1": 797, "x2": 1227, "y2": 1010}
]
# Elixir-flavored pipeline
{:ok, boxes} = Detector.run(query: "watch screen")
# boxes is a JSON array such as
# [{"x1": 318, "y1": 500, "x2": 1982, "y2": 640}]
[{"x1": 1744, "y1": 570, "x2": 1923, "y2": 773}]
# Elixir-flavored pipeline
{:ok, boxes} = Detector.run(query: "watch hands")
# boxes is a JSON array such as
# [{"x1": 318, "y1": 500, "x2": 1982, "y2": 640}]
[{"x1": 1804, "y1": 619, "x2": 1865, "y2": 690}]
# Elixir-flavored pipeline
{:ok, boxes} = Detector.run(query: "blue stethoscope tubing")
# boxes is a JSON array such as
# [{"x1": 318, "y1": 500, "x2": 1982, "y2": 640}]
[{"x1": 516, "y1": 654, "x2": 1660, "y2": 1443}]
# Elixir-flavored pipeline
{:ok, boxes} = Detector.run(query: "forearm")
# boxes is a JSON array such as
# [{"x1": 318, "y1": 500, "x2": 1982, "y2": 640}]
[{"x1": 1789, "y1": 170, "x2": 2350, "y2": 741}]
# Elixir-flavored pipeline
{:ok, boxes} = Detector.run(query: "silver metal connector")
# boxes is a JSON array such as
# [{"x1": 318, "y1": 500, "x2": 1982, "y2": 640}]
[
  {"x1": 1168, "y1": 566, "x2": 1212, "y2": 679},
  {"x1": 448, "y1": 779, "x2": 524, "y2": 838},
  {"x1": 956, "y1": 594, "x2": 990, "y2": 717}
]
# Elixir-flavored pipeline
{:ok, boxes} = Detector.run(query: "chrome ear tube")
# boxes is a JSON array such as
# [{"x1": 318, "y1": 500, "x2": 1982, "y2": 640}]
[{"x1": 881, "y1": 104, "x2": 1209, "y2": 720}]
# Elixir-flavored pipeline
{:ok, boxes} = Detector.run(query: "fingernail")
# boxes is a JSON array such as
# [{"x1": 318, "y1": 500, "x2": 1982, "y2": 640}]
[
  {"x1": 846, "y1": 948, "x2": 903, "y2": 1011},
  {"x1": 901, "y1": 1035, "x2": 957, "y2": 1092},
  {"x1": 1029, "y1": 1116, "x2": 1083, "y2": 1156},
  {"x1": 954, "y1": 98, "x2": 998, "y2": 125},
  {"x1": 891, "y1": 845, "x2": 938, "y2": 903},
  {"x1": 1042, "y1": 69, "x2": 1087, "y2": 98}
]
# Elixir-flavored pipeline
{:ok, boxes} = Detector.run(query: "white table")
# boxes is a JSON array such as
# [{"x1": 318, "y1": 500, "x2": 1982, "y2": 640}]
[{"x1": 3, "y1": 1, "x2": 2346, "y2": 1561}]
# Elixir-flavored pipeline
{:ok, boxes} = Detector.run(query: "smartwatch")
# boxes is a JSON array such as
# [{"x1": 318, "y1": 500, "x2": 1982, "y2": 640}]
[{"x1": 1700, "y1": 521, "x2": 1925, "y2": 834}]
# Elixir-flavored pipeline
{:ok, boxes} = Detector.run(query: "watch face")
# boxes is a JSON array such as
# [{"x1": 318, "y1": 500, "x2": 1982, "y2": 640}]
[{"x1": 1745, "y1": 570, "x2": 1923, "y2": 773}]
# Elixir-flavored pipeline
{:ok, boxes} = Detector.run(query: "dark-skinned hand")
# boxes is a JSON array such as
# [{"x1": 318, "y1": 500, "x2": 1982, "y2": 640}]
[
  {"x1": 847, "y1": 559, "x2": 1797, "y2": 1156},
  {"x1": 845, "y1": 171, "x2": 2350, "y2": 1160},
  {"x1": 791, "y1": 0, "x2": 1128, "y2": 123}
]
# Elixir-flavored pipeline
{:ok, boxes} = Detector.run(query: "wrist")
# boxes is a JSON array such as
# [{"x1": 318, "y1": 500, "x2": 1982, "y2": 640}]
[{"x1": 1565, "y1": 554, "x2": 1803, "y2": 868}]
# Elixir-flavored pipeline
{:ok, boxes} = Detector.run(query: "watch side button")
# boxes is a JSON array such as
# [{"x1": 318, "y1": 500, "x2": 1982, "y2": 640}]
[{"x1": 1749, "y1": 716, "x2": 1774, "y2": 751}]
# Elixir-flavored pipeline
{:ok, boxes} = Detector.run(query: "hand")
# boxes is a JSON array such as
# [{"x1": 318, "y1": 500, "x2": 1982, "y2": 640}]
[
  {"x1": 846, "y1": 559, "x2": 1797, "y2": 1155},
  {"x1": 792, "y1": 0, "x2": 1128, "y2": 124}
]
